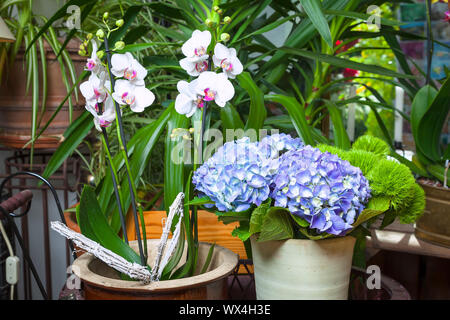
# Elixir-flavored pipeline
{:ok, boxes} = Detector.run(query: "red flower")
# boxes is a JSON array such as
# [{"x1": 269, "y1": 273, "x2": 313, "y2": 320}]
[{"x1": 343, "y1": 68, "x2": 359, "y2": 78}]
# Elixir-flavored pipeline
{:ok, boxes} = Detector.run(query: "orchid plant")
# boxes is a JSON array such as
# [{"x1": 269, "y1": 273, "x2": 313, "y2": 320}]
[{"x1": 77, "y1": 14, "x2": 156, "y2": 267}]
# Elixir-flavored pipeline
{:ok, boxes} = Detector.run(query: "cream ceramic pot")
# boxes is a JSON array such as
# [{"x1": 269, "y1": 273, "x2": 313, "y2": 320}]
[{"x1": 251, "y1": 236, "x2": 356, "y2": 300}]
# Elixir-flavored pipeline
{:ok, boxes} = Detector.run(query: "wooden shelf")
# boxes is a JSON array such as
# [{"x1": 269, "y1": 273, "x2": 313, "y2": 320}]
[{"x1": 367, "y1": 226, "x2": 450, "y2": 260}]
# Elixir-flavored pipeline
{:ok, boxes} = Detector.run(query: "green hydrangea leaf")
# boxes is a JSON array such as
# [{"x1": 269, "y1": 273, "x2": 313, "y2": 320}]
[{"x1": 257, "y1": 207, "x2": 293, "y2": 242}]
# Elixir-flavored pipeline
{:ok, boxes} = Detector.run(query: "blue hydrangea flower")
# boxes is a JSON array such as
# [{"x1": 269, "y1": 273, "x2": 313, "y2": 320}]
[
  {"x1": 193, "y1": 137, "x2": 279, "y2": 212},
  {"x1": 271, "y1": 146, "x2": 371, "y2": 236},
  {"x1": 258, "y1": 133, "x2": 304, "y2": 159}
]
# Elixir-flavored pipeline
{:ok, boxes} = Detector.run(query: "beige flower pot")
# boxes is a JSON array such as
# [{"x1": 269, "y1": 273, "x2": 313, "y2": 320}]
[{"x1": 251, "y1": 236, "x2": 356, "y2": 300}]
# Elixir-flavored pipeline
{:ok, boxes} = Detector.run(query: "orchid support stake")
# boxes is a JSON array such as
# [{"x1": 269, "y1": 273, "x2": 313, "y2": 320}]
[{"x1": 103, "y1": 37, "x2": 147, "y2": 266}]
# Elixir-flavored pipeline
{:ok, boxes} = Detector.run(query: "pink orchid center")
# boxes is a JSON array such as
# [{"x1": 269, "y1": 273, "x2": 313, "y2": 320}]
[
  {"x1": 121, "y1": 92, "x2": 136, "y2": 105},
  {"x1": 99, "y1": 118, "x2": 112, "y2": 128},
  {"x1": 194, "y1": 47, "x2": 206, "y2": 57},
  {"x1": 94, "y1": 103, "x2": 100, "y2": 113},
  {"x1": 93, "y1": 88, "x2": 103, "y2": 100},
  {"x1": 195, "y1": 61, "x2": 208, "y2": 73},
  {"x1": 123, "y1": 68, "x2": 137, "y2": 80},
  {"x1": 86, "y1": 59, "x2": 96, "y2": 71},
  {"x1": 196, "y1": 96, "x2": 205, "y2": 109},
  {"x1": 220, "y1": 59, "x2": 233, "y2": 72},
  {"x1": 203, "y1": 88, "x2": 216, "y2": 102}
]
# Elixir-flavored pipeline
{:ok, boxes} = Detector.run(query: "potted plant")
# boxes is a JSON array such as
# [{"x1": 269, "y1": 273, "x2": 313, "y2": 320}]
[
  {"x1": 0, "y1": 1, "x2": 84, "y2": 154},
  {"x1": 409, "y1": 76, "x2": 449, "y2": 247},
  {"x1": 187, "y1": 133, "x2": 424, "y2": 300}
]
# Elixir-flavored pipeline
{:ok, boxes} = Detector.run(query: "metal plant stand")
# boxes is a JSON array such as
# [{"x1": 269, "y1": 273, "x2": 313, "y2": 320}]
[{"x1": 0, "y1": 148, "x2": 82, "y2": 300}]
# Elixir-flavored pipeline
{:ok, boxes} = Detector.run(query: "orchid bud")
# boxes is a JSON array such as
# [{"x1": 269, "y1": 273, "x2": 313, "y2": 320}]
[
  {"x1": 205, "y1": 19, "x2": 216, "y2": 28},
  {"x1": 224, "y1": 16, "x2": 231, "y2": 24},
  {"x1": 86, "y1": 33, "x2": 93, "y2": 40},
  {"x1": 213, "y1": 5, "x2": 220, "y2": 12},
  {"x1": 97, "y1": 50, "x2": 105, "y2": 59},
  {"x1": 78, "y1": 49, "x2": 87, "y2": 56},
  {"x1": 217, "y1": 9, "x2": 223, "y2": 15},
  {"x1": 103, "y1": 12, "x2": 109, "y2": 20},
  {"x1": 220, "y1": 33, "x2": 230, "y2": 42},
  {"x1": 116, "y1": 19, "x2": 124, "y2": 27},
  {"x1": 188, "y1": 128, "x2": 195, "y2": 134},
  {"x1": 114, "y1": 41, "x2": 125, "y2": 50},
  {"x1": 96, "y1": 29, "x2": 105, "y2": 39},
  {"x1": 79, "y1": 44, "x2": 85, "y2": 50}
]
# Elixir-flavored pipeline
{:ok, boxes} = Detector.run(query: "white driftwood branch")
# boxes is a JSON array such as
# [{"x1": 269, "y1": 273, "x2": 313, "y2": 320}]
[
  {"x1": 51, "y1": 192, "x2": 186, "y2": 284},
  {"x1": 152, "y1": 192, "x2": 184, "y2": 281},
  {"x1": 51, "y1": 221, "x2": 151, "y2": 283}
]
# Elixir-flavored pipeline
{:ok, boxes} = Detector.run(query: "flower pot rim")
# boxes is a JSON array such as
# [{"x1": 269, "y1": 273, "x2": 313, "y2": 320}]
[
  {"x1": 72, "y1": 240, "x2": 238, "y2": 293},
  {"x1": 250, "y1": 234, "x2": 356, "y2": 244}
]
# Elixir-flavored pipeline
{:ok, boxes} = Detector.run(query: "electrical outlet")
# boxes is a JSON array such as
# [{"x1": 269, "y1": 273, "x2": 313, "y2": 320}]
[{"x1": 6, "y1": 256, "x2": 19, "y2": 285}]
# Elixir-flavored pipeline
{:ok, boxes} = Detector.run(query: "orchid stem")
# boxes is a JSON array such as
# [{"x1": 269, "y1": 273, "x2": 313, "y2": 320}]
[
  {"x1": 104, "y1": 37, "x2": 147, "y2": 266},
  {"x1": 101, "y1": 131, "x2": 128, "y2": 244}
]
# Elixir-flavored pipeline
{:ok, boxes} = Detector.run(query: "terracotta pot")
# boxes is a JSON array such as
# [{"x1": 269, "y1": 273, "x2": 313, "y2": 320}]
[
  {"x1": 0, "y1": 39, "x2": 84, "y2": 149},
  {"x1": 72, "y1": 240, "x2": 238, "y2": 300},
  {"x1": 415, "y1": 182, "x2": 450, "y2": 248},
  {"x1": 250, "y1": 236, "x2": 356, "y2": 300}
]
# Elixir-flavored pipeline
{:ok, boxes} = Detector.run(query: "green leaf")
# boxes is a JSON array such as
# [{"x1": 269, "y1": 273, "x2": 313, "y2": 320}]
[
  {"x1": 324, "y1": 101, "x2": 350, "y2": 150},
  {"x1": 184, "y1": 196, "x2": 214, "y2": 207},
  {"x1": 410, "y1": 85, "x2": 438, "y2": 164},
  {"x1": 220, "y1": 104, "x2": 244, "y2": 130},
  {"x1": 200, "y1": 243, "x2": 216, "y2": 274},
  {"x1": 78, "y1": 185, "x2": 143, "y2": 265},
  {"x1": 258, "y1": 207, "x2": 293, "y2": 242},
  {"x1": 265, "y1": 94, "x2": 315, "y2": 146},
  {"x1": 249, "y1": 201, "x2": 271, "y2": 234},
  {"x1": 236, "y1": 14, "x2": 300, "y2": 42},
  {"x1": 164, "y1": 109, "x2": 190, "y2": 212},
  {"x1": 41, "y1": 112, "x2": 93, "y2": 182},
  {"x1": 279, "y1": 47, "x2": 417, "y2": 79},
  {"x1": 217, "y1": 210, "x2": 251, "y2": 225},
  {"x1": 290, "y1": 213, "x2": 310, "y2": 228},
  {"x1": 232, "y1": 222, "x2": 252, "y2": 242},
  {"x1": 238, "y1": 72, "x2": 267, "y2": 134},
  {"x1": 353, "y1": 197, "x2": 391, "y2": 228},
  {"x1": 417, "y1": 77, "x2": 450, "y2": 163},
  {"x1": 302, "y1": 0, "x2": 333, "y2": 49}
]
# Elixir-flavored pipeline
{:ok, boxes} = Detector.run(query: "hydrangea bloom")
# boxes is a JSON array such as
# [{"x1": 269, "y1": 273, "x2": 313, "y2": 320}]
[
  {"x1": 193, "y1": 137, "x2": 278, "y2": 212},
  {"x1": 271, "y1": 146, "x2": 371, "y2": 236},
  {"x1": 258, "y1": 133, "x2": 304, "y2": 159}
]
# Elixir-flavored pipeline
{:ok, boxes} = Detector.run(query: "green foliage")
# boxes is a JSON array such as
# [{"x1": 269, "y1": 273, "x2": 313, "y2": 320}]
[
  {"x1": 319, "y1": 136, "x2": 425, "y2": 224},
  {"x1": 367, "y1": 159, "x2": 416, "y2": 212},
  {"x1": 410, "y1": 78, "x2": 450, "y2": 183},
  {"x1": 396, "y1": 183, "x2": 426, "y2": 224},
  {"x1": 257, "y1": 207, "x2": 293, "y2": 242},
  {"x1": 352, "y1": 135, "x2": 390, "y2": 156},
  {"x1": 316, "y1": 144, "x2": 347, "y2": 159}
]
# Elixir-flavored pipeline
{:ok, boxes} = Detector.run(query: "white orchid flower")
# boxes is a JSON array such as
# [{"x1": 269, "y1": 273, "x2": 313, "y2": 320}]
[
  {"x1": 195, "y1": 71, "x2": 234, "y2": 107},
  {"x1": 212, "y1": 43, "x2": 243, "y2": 79},
  {"x1": 175, "y1": 79, "x2": 202, "y2": 117},
  {"x1": 179, "y1": 30, "x2": 211, "y2": 76},
  {"x1": 111, "y1": 52, "x2": 147, "y2": 86},
  {"x1": 86, "y1": 96, "x2": 117, "y2": 131},
  {"x1": 112, "y1": 79, "x2": 155, "y2": 113},
  {"x1": 85, "y1": 40, "x2": 105, "y2": 75},
  {"x1": 80, "y1": 72, "x2": 110, "y2": 106}
]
